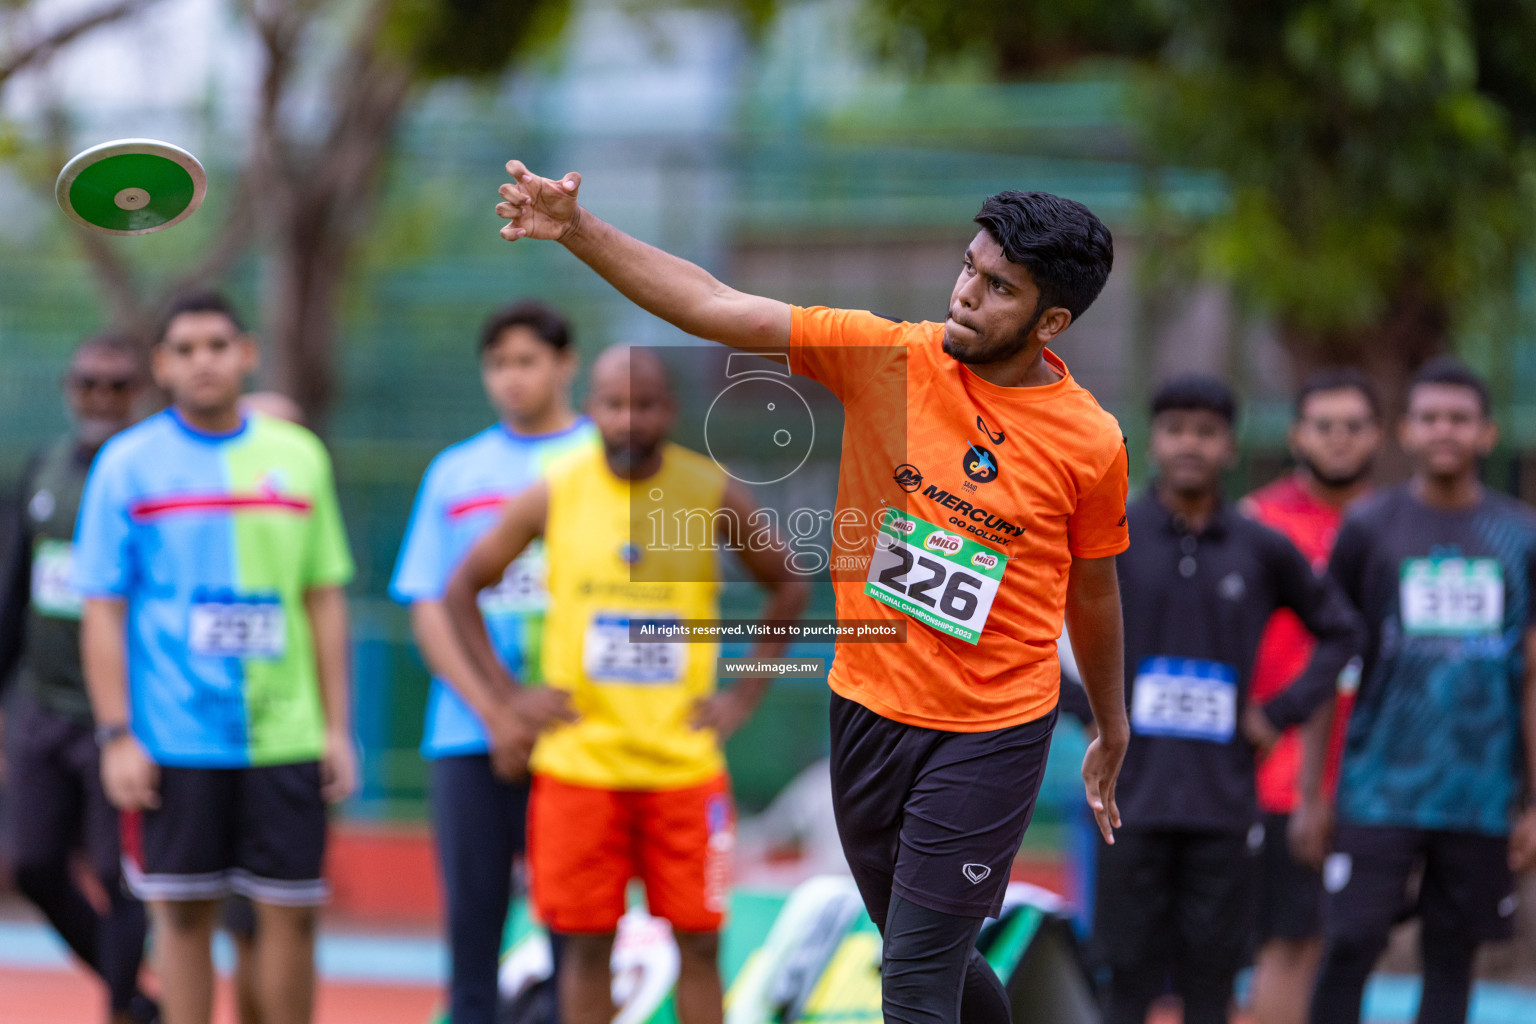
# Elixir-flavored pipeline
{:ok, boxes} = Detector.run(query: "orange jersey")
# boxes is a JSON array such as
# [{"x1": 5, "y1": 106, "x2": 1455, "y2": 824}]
[{"x1": 791, "y1": 305, "x2": 1129, "y2": 731}]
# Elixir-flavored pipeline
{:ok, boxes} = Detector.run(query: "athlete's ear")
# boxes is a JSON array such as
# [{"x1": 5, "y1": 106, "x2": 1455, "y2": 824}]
[
  {"x1": 150, "y1": 343, "x2": 173, "y2": 391},
  {"x1": 238, "y1": 333, "x2": 261, "y2": 379},
  {"x1": 1033, "y1": 306, "x2": 1073, "y2": 346}
]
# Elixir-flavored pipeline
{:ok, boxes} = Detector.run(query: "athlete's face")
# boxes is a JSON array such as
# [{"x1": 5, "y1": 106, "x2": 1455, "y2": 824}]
[
  {"x1": 65, "y1": 344, "x2": 143, "y2": 448},
  {"x1": 1150, "y1": 409, "x2": 1235, "y2": 497},
  {"x1": 1289, "y1": 388, "x2": 1381, "y2": 489},
  {"x1": 1399, "y1": 383, "x2": 1496, "y2": 481},
  {"x1": 943, "y1": 231, "x2": 1069, "y2": 366},
  {"x1": 482, "y1": 326, "x2": 575, "y2": 425},
  {"x1": 154, "y1": 312, "x2": 258, "y2": 417},
  {"x1": 588, "y1": 353, "x2": 675, "y2": 477}
]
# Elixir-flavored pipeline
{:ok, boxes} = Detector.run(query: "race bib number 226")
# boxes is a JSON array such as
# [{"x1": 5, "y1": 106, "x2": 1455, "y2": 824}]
[{"x1": 863, "y1": 511, "x2": 1007, "y2": 645}]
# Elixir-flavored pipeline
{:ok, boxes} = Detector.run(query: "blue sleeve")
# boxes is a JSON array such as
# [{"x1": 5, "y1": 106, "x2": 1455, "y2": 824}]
[
  {"x1": 72, "y1": 446, "x2": 136, "y2": 598},
  {"x1": 390, "y1": 458, "x2": 450, "y2": 604}
]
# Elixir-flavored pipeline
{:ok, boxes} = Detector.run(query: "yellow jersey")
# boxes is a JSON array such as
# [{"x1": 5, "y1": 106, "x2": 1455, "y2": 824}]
[{"x1": 531, "y1": 443, "x2": 728, "y2": 790}]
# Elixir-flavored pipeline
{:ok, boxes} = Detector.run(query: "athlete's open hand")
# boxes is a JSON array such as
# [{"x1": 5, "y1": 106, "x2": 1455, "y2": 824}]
[
  {"x1": 497, "y1": 161, "x2": 582, "y2": 242},
  {"x1": 101, "y1": 735, "x2": 160, "y2": 812},
  {"x1": 510, "y1": 685, "x2": 579, "y2": 732},
  {"x1": 1081, "y1": 731, "x2": 1125, "y2": 844},
  {"x1": 1510, "y1": 807, "x2": 1536, "y2": 872},
  {"x1": 321, "y1": 729, "x2": 359, "y2": 804}
]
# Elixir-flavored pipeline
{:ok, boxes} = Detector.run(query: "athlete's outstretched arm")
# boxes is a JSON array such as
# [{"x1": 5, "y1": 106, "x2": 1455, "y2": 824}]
[
  {"x1": 496, "y1": 162, "x2": 791, "y2": 351},
  {"x1": 1064, "y1": 553, "x2": 1128, "y2": 844},
  {"x1": 690, "y1": 478, "x2": 811, "y2": 738},
  {"x1": 305, "y1": 585, "x2": 356, "y2": 803},
  {"x1": 442, "y1": 480, "x2": 574, "y2": 778},
  {"x1": 82, "y1": 596, "x2": 159, "y2": 811}
]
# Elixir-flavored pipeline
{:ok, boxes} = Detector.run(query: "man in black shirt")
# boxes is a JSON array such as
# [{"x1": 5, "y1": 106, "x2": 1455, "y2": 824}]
[
  {"x1": 1093, "y1": 376, "x2": 1363, "y2": 1024},
  {"x1": 0, "y1": 334, "x2": 157, "y2": 1024}
]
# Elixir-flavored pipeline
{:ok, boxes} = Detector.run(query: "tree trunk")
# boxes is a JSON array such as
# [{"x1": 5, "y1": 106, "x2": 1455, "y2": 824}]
[{"x1": 256, "y1": 1, "x2": 412, "y2": 432}]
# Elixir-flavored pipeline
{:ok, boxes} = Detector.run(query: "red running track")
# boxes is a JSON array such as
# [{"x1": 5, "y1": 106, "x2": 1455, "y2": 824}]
[{"x1": 0, "y1": 966, "x2": 439, "y2": 1024}]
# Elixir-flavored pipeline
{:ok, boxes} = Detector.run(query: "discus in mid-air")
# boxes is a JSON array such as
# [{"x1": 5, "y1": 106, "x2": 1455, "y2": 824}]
[{"x1": 55, "y1": 138, "x2": 206, "y2": 235}]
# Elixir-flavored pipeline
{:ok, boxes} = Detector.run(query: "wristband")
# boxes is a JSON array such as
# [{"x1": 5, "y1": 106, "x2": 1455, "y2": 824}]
[{"x1": 94, "y1": 722, "x2": 130, "y2": 747}]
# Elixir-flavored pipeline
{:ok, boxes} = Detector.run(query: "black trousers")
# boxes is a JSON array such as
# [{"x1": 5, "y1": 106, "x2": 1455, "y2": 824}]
[
  {"x1": 1094, "y1": 825, "x2": 1259, "y2": 1024},
  {"x1": 5, "y1": 695, "x2": 148, "y2": 1013},
  {"x1": 430, "y1": 753, "x2": 531, "y2": 1024}
]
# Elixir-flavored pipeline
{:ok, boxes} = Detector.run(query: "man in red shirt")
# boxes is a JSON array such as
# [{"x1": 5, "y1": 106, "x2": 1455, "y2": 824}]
[{"x1": 1241, "y1": 370, "x2": 1382, "y2": 1024}]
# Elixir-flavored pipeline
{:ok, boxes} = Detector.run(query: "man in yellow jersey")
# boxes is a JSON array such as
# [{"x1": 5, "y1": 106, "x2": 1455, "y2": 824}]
[
  {"x1": 494, "y1": 162, "x2": 1130, "y2": 1024},
  {"x1": 443, "y1": 346, "x2": 809, "y2": 1024}
]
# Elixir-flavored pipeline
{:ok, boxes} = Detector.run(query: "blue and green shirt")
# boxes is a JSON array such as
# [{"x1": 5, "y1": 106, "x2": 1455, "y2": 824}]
[
  {"x1": 390, "y1": 420, "x2": 595, "y2": 759},
  {"x1": 1329, "y1": 484, "x2": 1536, "y2": 836},
  {"x1": 73, "y1": 409, "x2": 354, "y2": 767}
]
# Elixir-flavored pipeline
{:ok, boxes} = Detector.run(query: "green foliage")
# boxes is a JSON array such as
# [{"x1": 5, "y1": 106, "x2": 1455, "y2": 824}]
[
  {"x1": 1142, "y1": 0, "x2": 1536, "y2": 347},
  {"x1": 868, "y1": 0, "x2": 1536, "y2": 356},
  {"x1": 869, "y1": 0, "x2": 1163, "y2": 74},
  {"x1": 386, "y1": 0, "x2": 571, "y2": 77}
]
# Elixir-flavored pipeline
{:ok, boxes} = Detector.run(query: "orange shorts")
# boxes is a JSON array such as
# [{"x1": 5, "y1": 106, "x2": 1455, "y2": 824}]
[{"x1": 528, "y1": 773, "x2": 734, "y2": 935}]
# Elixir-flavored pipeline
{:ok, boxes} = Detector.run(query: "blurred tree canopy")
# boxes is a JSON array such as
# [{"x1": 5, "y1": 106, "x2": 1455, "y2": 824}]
[
  {"x1": 2, "y1": 0, "x2": 569, "y2": 426},
  {"x1": 872, "y1": 0, "x2": 1536, "y2": 402}
]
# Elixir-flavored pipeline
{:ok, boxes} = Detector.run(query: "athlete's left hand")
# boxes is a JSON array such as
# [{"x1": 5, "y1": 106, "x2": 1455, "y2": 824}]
[
  {"x1": 690, "y1": 687, "x2": 763, "y2": 740},
  {"x1": 322, "y1": 729, "x2": 359, "y2": 804},
  {"x1": 1510, "y1": 807, "x2": 1536, "y2": 872},
  {"x1": 1241, "y1": 703, "x2": 1281, "y2": 753},
  {"x1": 1082, "y1": 730, "x2": 1126, "y2": 844}
]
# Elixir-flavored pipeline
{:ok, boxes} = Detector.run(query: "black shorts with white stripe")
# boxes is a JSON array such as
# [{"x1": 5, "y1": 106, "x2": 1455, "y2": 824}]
[{"x1": 123, "y1": 761, "x2": 328, "y2": 906}]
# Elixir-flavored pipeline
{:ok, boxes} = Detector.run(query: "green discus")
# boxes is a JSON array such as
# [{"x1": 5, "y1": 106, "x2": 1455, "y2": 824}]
[{"x1": 55, "y1": 138, "x2": 207, "y2": 235}]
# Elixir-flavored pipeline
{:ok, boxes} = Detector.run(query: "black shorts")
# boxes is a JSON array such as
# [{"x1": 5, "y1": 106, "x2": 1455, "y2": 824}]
[
  {"x1": 1257, "y1": 812, "x2": 1323, "y2": 943},
  {"x1": 828, "y1": 692, "x2": 1056, "y2": 925},
  {"x1": 122, "y1": 762, "x2": 328, "y2": 906},
  {"x1": 1322, "y1": 824, "x2": 1518, "y2": 944},
  {"x1": 1094, "y1": 825, "x2": 1261, "y2": 974}
]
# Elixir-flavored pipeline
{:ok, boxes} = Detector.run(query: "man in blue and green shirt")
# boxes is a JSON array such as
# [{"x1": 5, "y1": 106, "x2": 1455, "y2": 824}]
[{"x1": 75, "y1": 292, "x2": 356, "y2": 1024}]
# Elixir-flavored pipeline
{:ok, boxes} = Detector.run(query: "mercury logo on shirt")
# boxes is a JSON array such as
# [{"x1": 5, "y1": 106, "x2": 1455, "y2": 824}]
[{"x1": 920, "y1": 485, "x2": 1025, "y2": 543}]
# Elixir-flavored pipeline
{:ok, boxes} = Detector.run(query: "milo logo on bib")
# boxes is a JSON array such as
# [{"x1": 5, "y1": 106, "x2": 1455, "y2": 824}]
[
  {"x1": 865, "y1": 511, "x2": 1007, "y2": 645},
  {"x1": 924, "y1": 531, "x2": 962, "y2": 555}
]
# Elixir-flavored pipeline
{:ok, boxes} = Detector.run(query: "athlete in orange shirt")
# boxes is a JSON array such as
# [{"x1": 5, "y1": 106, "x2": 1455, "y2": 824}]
[{"x1": 494, "y1": 161, "x2": 1131, "y2": 1024}]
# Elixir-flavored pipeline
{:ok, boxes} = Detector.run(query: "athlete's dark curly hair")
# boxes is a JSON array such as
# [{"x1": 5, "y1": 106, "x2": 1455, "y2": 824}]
[
  {"x1": 973, "y1": 191, "x2": 1114, "y2": 323},
  {"x1": 1151, "y1": 374, "x2": 1238, "y2": 426},
  {"x1": 1409, "y1": 357, "x2": 1490, "y2": 417}
]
